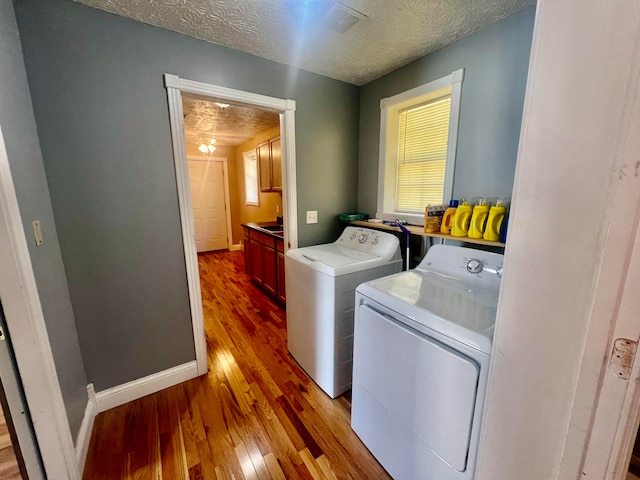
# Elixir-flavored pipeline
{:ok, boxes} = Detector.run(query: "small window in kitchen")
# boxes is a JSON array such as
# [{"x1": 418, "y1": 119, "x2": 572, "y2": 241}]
[
  {"x1": 244, "y1": 150, "x2": 259, "y2": 206},
  {"x1": 377, "y1": 69, "x2": 463, "y2": 225}
]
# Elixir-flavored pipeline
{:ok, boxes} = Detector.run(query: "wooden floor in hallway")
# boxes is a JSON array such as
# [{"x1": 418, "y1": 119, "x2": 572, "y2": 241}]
[
  {"x1": 82, "y1": 250, "x2": 390, "y2": 479},
  {"x1": 0, "y1": 408, "x2": 21, "y2": 480}
]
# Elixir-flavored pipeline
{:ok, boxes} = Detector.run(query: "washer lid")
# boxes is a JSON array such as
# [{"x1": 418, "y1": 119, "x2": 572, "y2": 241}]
[
  {"x1": 286, "y1": 244, "x2": 397, "y2": 276},
  {"x1": 357, "y1": 270, "x2": 498, "y2": 353},
  {"x1": 297, "y1": 244, "x2": 378, "y2": 265}
]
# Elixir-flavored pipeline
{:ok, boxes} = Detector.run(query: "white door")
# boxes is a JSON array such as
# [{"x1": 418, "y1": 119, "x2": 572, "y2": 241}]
[{"x1": 188, "y1": 159, "x2": 228, "y2": 252}]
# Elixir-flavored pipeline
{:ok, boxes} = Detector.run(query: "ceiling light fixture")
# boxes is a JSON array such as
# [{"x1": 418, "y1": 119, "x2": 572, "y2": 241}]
[
  {"x1": 214, "y1": 102, "x2": 231, "y2": 110},
  {"x1": 198, "y1": 138, "x2": 216, "y2": 154}
]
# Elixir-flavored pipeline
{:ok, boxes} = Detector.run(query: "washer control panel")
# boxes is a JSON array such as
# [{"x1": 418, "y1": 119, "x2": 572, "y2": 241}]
[{"x1": 337, "y1": 227, "x2": 400, "y2": 259}]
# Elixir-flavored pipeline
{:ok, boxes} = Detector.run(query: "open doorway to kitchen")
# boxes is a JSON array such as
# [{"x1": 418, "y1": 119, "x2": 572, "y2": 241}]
[
  {"x1": 164, "y1": 74, "x2": 297, "y2": 375},
  {"x1": 181, "y1": 93, "x2": 284, "y2": 254}
]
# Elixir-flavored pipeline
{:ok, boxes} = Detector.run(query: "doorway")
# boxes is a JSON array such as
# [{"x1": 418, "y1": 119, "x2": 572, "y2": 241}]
[{"x1": 164, "y1": 74, "x2": 297, "y2": 375}]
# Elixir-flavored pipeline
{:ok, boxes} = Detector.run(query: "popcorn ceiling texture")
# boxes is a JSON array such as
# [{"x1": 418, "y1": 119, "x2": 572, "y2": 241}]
[
  {"x1": 73, "y1": 0, "x2": 535, "y2": 86},
  {"x1": 182, "y1": 96, "x2": 280, "y2": 147}
]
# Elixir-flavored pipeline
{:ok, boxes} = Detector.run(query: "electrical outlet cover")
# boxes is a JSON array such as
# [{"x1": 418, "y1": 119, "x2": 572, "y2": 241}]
[{"x1": 306, "y1": 210, "x2": 318, "y2": 224}]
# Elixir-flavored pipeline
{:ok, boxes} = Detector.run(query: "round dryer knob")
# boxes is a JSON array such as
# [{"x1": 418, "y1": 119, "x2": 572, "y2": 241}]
[
  {"x1": 466, "y1": 259, "x2": 483, "y2": 274},
  {"x1": 358, "y1": 234, "x2": 368, "y2": 243},
  {"x1": 350, "y1": 233, "x2": 356, "y2": 240},
  {"x1": 371, "y1": 237, "x2": 379, "y2": 245},
  {"x1": 496, "y1": 266, "x2": 503, "y2": 277}
]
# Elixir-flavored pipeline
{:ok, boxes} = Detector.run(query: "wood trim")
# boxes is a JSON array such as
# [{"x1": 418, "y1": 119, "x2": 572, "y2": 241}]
[
  {"x1": 476, "y1": 1, "x2": 640, "y2": 478},
  {"x1": 164, "y1": 74, "x2": 298, "y2": 370},
  {"x1": 444, "y1": 70, "x2": 464, "y2": 204},
  {"x1": 94, "y1": 361, "x2": 198, "y2": 413},
  {"x1": 281, "y1": 108, "x2": 298, "y2": 250},
  {"x1": 376, "y1": 69, "x2": 464, "y2": 221},
  {"x1": 0, "y1": 128, "x2": 80, "y2": 479},
  {"x1": 75, "y1": 384, "x2": 96, "y2": 474},
  {"x1": 165, "y1": 86, "x2": 208, "y2": 376},
  {"x1": 169, "y1": 75, "x2": 291, "y2": 112}
]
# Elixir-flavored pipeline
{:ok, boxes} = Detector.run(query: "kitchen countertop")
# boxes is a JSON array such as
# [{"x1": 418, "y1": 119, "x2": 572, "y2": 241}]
[{"x1": 242, "y1": 222, "x2": 284, "y2": 239}]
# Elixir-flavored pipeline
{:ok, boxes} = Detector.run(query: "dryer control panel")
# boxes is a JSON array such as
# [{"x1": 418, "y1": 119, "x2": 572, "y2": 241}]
[
  {"x1": 416, "y1": 244, "x2": 504, "y2": 292},
  {"x1": 336, "y1": 227, "x2": 401, "y2": 261}
]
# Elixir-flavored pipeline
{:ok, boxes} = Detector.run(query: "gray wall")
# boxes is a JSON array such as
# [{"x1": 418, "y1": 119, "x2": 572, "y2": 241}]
[
  {"x1": 358, "y1": 6, "x2": 536, "y2": 215},
  {"x1": 14, "y1": 0, "x2": 360, "y2": 390},
  {"x1": 0, "y1": 0, "x2": 87, "y2": 439}
]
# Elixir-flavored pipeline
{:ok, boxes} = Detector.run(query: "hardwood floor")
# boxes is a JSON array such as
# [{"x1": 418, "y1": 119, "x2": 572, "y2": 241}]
[
  {"x1": 83, "y1": 250, "x2": 390, "y2": 479},
  {"x1": 0, "y1": 409, "x2": 21, "y2": 480}
]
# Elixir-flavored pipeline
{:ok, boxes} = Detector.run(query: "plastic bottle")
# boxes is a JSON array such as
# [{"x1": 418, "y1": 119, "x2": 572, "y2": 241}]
[
  {"x1": 440, "y1": 200, "x2": 459, "y2": 234},
  {"x1": 499, "y1": 213, "x2": 509, "y2": 244},
  {"x1": 484, "y1": 199, "x2": 507, "y2": 241},
  {"x1": 468, "y1": 199, "x2": 490, "y2": 239},
  {"x1": 451, "y1": 199, "x2": 472, "y2": 237}
]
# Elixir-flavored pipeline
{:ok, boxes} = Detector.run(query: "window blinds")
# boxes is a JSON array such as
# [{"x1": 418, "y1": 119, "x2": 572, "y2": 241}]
[{"x1": 396, "y1": 95, "x2": 451, "y2": 212}]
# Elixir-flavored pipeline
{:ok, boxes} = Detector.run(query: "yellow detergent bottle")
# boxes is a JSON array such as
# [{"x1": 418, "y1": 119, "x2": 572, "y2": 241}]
[
  {"x1": 451, "y1": 199, "x2": 472, "y2": 237},
  {"x1": 484, "y1": 199, "x2": 507, "y2": 241},
  {"x1": 440, "y1": 200, "x2": 458, "y2": 234},
  {"x1": 468, "y1": 199, "x2": 490, "y2": 239}
]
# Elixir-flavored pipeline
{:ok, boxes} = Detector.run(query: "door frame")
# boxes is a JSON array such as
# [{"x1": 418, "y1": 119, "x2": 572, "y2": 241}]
[
  {"x1": 187, "y1": 155, "x2": 235, "y2": 252},
  {"x1": 475, "y1": 1, "x2": 640, "y2": 478},
  {"x1": 0, "y1": 126, "x2": 80, "y2": 478},
  {"x1": 164, "y1": 74, "x2": 297, "y2": 375}
]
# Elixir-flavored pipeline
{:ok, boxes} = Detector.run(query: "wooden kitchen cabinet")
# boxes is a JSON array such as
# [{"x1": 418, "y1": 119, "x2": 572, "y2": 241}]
[
  {"x1": 262, "y1": 244, "x2": 277, "y2": 296},
  {"x1": 258, "y1": 136, "x2": 282, "y2": 192},
  {"x1": 243, "y1": 227, "x2": 254, "y2": 276},
  {"x1": 258, "y1": 141, "x2": 271, "y2": 192},
  {"x1": 270, "y1": 137, "x2": 282, "y2": 191},
  {"x1": 277, "y1": 239, "x2": 286, "y2": 303},
  {"x1": 242, "y1": 225, "x2": 283, "y2": 302}
]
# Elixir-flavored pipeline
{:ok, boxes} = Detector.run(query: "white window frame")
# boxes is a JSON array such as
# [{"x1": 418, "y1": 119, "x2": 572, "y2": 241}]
[
  {"x1": 243, "y1": 150, "x2": 260, "y2": 206},
  {"x1": 376, "y1": 69, "x2": 464, "y2": 225}
]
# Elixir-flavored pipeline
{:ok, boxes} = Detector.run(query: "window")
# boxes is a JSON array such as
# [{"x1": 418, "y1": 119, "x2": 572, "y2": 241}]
[
  {"x1": 243, "y1": 151, "x2": 259, "y2": 206},
  {"x1": 377, "y1": 69, "x2": 463, "y2": 225}
]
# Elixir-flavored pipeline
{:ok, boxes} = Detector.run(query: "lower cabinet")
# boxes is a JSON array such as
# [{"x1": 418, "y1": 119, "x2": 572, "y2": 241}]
[
  {"x1": 277, "y1": 240, "x2": 286, "y2": 303},
  {"x1": 243, "y1": 226, "x2": 285, "y2": 303}
]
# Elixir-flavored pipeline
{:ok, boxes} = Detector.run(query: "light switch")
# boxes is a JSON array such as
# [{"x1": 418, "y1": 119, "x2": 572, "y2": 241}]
[
  {"x1": 32, "y1": 220, "x2": 43, "y2": 246},
  {"x1": 306, "y1": 210, "x2": 318, "y2": 224}
]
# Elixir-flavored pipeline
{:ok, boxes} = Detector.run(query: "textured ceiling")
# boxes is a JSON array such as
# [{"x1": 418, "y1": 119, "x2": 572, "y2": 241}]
[
  {"x1": 182, "y1": 96, "x2": 280, "y2": 147},
  {"x1": 73, "y1": 0, "x2": 536, "y2": 86}
]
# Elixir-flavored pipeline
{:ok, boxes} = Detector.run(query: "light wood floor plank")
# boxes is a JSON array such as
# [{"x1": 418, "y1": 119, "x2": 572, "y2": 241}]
[
  {"x1": 263, "y1": 453, "x2": 286, "y2": 480},
  {"x1": 83, "y1": 250, "x2": 391, "y2": 480}
]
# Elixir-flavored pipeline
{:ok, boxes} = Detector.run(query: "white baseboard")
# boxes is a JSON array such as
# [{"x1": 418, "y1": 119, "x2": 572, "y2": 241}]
[
  {"x1": 75, "y1": 384, "x2": 96, "y2": 474},
  {"x1": 229, "y1": 243, "x2": 242, "y2": 251},
  {"x1": 95, "y1": 361, "x2": 198, "y2": 413}
]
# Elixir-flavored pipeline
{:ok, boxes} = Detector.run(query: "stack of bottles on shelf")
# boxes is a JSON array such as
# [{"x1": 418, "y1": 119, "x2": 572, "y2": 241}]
[{"x1": 424, "y1": 198, "x2": 509, "y2": 243}]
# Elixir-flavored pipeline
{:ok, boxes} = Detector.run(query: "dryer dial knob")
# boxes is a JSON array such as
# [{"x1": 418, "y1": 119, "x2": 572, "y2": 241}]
[
  {"x1": 358, "y1": 234, "x2": 368, "y2": 243},
  {"x1": 371, "y1": 237, "x2": 379, "y2": 245},
  {"x1": 350, "y1": 233, "x2": 356, "y2": 240},
  {"x1": 467, "y1": 259, "x2": 483, "y2": 274},
  {"x1": 496, "y1": 266, "x2": 503, "y2": 278}
]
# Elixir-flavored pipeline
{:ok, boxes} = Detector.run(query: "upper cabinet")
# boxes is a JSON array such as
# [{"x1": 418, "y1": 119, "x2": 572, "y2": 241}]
[{"x1": 258, "y1": 136, "x2": 282, "y2": 192}]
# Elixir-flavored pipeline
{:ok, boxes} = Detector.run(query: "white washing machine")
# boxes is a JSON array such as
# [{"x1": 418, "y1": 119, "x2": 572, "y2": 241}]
[
  {"x1": 351, "y1": 244, "x2": 504, "y2": 480},
  {"x1": 285, "y1": 226, "x2": 402, "y2": 398}
]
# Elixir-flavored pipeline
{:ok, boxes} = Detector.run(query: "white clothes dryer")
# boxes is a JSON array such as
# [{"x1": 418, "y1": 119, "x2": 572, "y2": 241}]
[
  {"x1": 285, "y1": 227, "x2": 402, "y2": 398},
  {"x1": 351, "y1": 244, "x2": 504, "y2": 480}
]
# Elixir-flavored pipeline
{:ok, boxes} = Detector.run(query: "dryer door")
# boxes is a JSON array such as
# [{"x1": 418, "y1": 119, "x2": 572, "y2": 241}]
[{"x1": 354, "y1": 304, "x2": 480, "y2": 472}]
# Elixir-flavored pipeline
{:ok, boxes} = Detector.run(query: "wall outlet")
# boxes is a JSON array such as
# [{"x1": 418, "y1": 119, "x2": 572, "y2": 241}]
[{"x1": 306, "y1": 210, "x2": 318, "y2": 224}]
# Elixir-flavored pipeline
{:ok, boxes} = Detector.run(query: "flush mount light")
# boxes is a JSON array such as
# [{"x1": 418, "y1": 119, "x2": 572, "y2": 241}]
[
  {"x1": 214, "y1": 102, "x2": 231, "y2": 110},
  {"x1": 199, "y1": 138, "x2": 217, "y2": 154}
]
